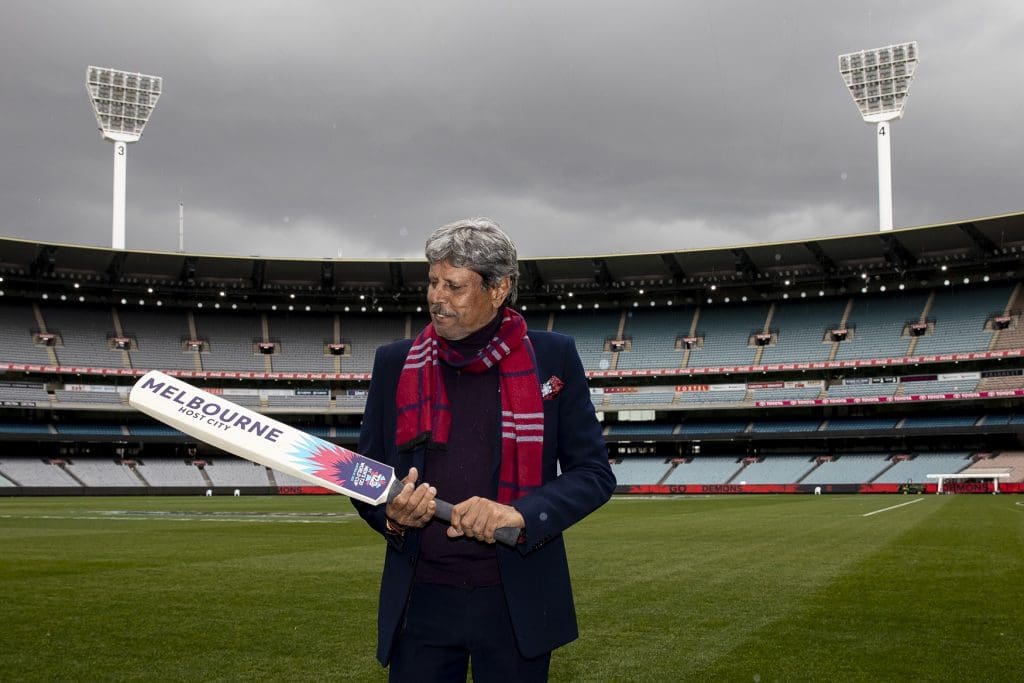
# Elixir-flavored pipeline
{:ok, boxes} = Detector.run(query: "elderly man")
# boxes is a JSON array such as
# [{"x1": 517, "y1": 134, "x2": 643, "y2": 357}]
[{"x1": 354, "y1": 218, "x2": 615, "y2": 681}]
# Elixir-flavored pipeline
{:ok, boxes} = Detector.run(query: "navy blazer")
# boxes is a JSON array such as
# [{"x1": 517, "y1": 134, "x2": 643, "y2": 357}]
[{"x1": 353, "y1": 329, "x2": 616, "y2": 664}]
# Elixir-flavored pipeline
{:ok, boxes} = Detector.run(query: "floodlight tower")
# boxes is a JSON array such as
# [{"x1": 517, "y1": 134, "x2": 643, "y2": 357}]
[
  {"x1": 838, "y1": 42, "x2": 918, "y2": 231},
  {"x1": 85, "y1": 66, "x2": 163, "y2": 249}
]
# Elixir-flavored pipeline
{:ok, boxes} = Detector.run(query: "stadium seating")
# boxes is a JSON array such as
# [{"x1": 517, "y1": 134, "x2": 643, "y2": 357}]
[
  {"x1": 2, "y1": 288, "x2": 1021, "y2": 378},
  {"x1": 963, "y1": 451, "x2": 1024, "y2": 482},
  {"x1": 334, "y1": 391, "x2": 369, "y2": 411},
  {"x1": 605, "y1": 391, "x2": 676, "y2": 407},
  {"x1": 977, "y1": 376, "x2": 1024, "y2": 393},
  {"x1": 54, "y1": 423, "x2": 124, "y2": 436},
  {"x1": 877, "y1": 452, "x2": 970, "y2": 483},
  {"x1": 4, "y1": 281, "x2": 1024, "y2": 497},
  {"x1": 757, "y1": 298, "x2": 849, "y2": 364},
  {"x1": 522, "y1": 310, "x2": 552, "y2": 332},
  {"x1": 328, "y1": 426, "x2": 358, "y2": 439},
  {"x1": 54, "y1": 389, "x2": 125, "y2": 407},
  {"x1": 0, "y1": 301, "x2": 55, "y2": 365},
  {"x1": 737, "y1": 456, "x2": 816, "y2": 484},
  {"x1": 204, "y1": 459, "x2": 274, "y2": 487},
  {"x1": 910, "y1": 284, "x2": 1012, "y2": 355},
  {"x1": 825, "y1": 382, "x2": 897, "y2": 399},
  {"x1": 550, "y1": 310, "x2": 621, "y2": 371},
  {"x1": 0, "y1": 447, "x2": 1006, "y2": 489},
  {"x1": 662, "y1": 457, "x2": 743, "y2": 484},
  {"x1": 823, "y1": 417, "x2": 899, "y2": 431},
  {"x1": 685, "y1": 304, "x2": 767, "y2": 367},
  {"x1": 266, "y1": 393, "x2": 330, "y2": 410},
  {"x1": 678, "y1": 420, "x2": 750, "y2": 435},
  {"x1": 192, "y1": 311, "x2": 267, "y2": 373},
  {"x1": 832, "y1": 292, "x2": 929, "y2": 360},
  {"x1": 336, "y1": 313, "x2": 408, "y2": 373},
  {"x1": 41, "y1": 305, "x2": 122, "y2": 368},
  {"x1": 269, "y1": 470, "x2": 315, "y2": 487},
  {"x1": 800, "y1": 454, "x2": 891, "y2": 485},
  {"x1": 134, "y1": 459, "x2": 208, "y2": 487},
  {"x1": 610, "y1": 458, "x2": 672, "y2": 485},
  {"x1": 119, "y1": 308, "x2": 198, "y2": 371},
  {"x1": 0, "y1": 383, "x2": 53, "y2": 408},
  {"x1": 749, "y1": 420, "x2": 822, "y2": 433},
  {"x1": 67, "y1": 459, "x2": 144, "y2": 487},
  {"x1": 674, "y1": 387, "x2": 748, "y2": 405},
  {"x1": 899, "y1": 379, "x2": 980, "y2": 397},
  {"x1": 126, "y1": 424, "x2": 183, "y2": 436},
  {"x1": 605, "y1": 423, "x2": 676, "y2": 436},
  {"x1": 748, "y1": 385, "x2": 822, "y2": 403},
  {"x1": 616, "y1": 309, "x2": 690, "y2": 370},
  {"x1": 899, "y1": 415, "x2": 981, "y2": 429},
  {"x1": 265, "y1": 312, "x2": 338, "y2": 373},
  {"x1": 0, "y1": 458, "x2": 81, "y2": 487},
  {"x1": 0, "y1": 420, "x2": 52, "y2": 434}
]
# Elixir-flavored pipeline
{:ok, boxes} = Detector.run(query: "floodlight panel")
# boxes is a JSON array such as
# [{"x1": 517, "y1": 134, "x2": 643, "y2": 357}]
[
  {"x1": 86, "y1": 66, "x2": 163, "y2": 142},
  {"x1": 838, "y1": 42, "x2": 918, "y2": 123}
]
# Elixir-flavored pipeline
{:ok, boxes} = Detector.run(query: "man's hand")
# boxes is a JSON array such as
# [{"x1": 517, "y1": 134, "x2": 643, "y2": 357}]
[
  {"x1": 385, "y1": 467, "x2": 437, "y2": 529},
  {"x1": 447, "y1": 496, "x2": 525, "y2": 544}
]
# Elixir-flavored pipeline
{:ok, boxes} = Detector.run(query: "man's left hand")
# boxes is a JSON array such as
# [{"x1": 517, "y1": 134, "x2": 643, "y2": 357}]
[{"x1": 447, "y1": 497, "x2": 525, "y2": 544}]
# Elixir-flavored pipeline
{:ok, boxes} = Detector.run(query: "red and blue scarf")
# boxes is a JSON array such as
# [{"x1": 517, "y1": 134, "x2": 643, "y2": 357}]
[{"x1": 396, "y1": 308, "x2": 543, "y2": 503}]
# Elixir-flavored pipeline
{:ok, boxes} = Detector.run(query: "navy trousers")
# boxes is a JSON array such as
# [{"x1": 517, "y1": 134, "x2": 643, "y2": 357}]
[{"x1": 388, "y1": 583, "x2": 551, "y2": 682}]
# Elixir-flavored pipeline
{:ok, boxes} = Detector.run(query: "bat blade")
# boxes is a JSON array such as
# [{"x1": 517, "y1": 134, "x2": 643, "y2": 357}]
[
  {"x1": 128, "y1": 370, "x2": 521, "y2": 546},
  {"x1": 128, "y1": 370, "x2": 396, "y2": 505}
]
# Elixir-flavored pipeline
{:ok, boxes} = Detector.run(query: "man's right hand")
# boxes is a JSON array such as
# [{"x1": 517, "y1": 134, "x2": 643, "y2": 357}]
[{"x1": 385, "y1": 467, "x2": 437, "y2": 529}]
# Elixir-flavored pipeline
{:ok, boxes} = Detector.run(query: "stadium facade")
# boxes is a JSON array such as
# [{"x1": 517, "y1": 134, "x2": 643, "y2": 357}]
[{"x1": 2, "y1": 212, "x2": 1024, "y2": 495}]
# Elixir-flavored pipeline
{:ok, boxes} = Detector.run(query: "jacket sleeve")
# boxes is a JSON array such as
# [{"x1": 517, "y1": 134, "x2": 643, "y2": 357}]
[
  {"x1": 511, "y1": 335, "x2": 616, "y2": 554},
  {"x1": 352, "y1": 344, "x2": 402, "y2": 547}
]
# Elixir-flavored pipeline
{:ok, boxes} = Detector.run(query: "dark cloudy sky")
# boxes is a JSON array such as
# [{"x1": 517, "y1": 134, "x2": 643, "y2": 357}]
[{"x1": 2, "y1": 2, "x2": 1022, "y2": 259}]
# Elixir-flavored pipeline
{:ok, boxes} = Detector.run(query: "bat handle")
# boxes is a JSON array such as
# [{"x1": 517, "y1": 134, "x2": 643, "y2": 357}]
[
  {"x1": 384, "y1": 480, "x2": 521, "y2": 546},
  {"x1": 432, "y1": 499, "x2": 522, "y2": 547}
]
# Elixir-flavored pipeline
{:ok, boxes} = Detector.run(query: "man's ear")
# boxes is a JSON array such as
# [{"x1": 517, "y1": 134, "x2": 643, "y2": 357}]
[{"x1": 490, "y1": 277, "x2": 511, "y2": 308}]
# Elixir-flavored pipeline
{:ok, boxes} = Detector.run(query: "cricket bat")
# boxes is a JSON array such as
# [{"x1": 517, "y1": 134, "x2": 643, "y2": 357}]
[{"x1": 128, "y1": 370, "x2": 520, "y2": 546}]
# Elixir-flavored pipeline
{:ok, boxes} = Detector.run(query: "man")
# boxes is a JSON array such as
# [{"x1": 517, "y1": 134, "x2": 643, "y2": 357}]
[{"x1": 354, "y1": 217, "x2": 616, "y2": 681}]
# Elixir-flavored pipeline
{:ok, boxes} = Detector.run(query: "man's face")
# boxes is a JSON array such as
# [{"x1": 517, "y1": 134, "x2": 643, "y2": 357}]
[{"x1": 427, "y1": 261, "x2": 509, "y2": 340}]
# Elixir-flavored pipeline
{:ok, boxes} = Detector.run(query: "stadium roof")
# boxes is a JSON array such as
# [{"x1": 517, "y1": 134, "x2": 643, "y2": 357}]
[{"x1": 1, "y1": 211, "x2": 1022, "y2": 311}]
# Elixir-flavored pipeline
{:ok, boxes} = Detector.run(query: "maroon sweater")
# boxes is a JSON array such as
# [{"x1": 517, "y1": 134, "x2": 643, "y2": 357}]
[{"x1": 414, "y1": 313, "x2": 503, "y2": 588}]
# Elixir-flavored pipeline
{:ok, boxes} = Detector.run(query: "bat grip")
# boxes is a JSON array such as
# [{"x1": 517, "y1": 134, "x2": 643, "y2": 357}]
[
  {"x1": 385, "y1": 480, "x2": 520, "y2": 546},
  {"x1": 431, "y1": 499, "x2": 522, "y2": 547}
]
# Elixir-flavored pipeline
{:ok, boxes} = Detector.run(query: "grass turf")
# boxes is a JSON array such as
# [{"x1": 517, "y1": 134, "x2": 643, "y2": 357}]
[{"x1": 1, "y1": 494, "x2": 1022, "y2": 681}]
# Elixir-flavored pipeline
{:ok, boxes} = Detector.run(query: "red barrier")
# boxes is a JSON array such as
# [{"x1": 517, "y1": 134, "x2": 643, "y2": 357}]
[
  {"x1": 620, "y1": 482, "x2": 1024, "y2": 494},
  {"x1": 278, "y1": 485, "x2": 333, "y2": 495},
  {"x1": 5, "y1": 346, "x2": 1024, "y2": 381},
  {"x1": 280, "y1": 481, "x2": 1024, "y2": 497}
]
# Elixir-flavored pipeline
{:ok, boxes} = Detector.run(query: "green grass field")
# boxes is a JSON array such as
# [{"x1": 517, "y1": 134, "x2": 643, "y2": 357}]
[{"x1": 2, "y1": 494, "x2": 1022, "y2": 681}]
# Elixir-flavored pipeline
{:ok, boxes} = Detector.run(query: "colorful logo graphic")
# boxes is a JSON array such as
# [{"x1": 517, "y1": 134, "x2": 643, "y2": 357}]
[
  {"x1": 288, "y1": 434, "x2": 356, "y2": 486},
  {"x1": 286, "y1": 434, "x2": 393, "y2": 501}
]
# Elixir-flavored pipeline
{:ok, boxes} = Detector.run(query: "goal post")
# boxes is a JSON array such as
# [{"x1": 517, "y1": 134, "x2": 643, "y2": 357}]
[{"x1": 927, "y1": 472, "x2": 1010, "y2": 494}]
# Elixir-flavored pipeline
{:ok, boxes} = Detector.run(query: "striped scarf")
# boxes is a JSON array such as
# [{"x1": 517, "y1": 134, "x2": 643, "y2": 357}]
[{"x1": 396, "y1": 308, "x2": 543, "y2": 504}]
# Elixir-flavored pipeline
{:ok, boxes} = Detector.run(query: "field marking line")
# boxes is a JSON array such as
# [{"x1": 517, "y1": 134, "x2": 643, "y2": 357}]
[
  {"x1": 0, "y1": 512, "x2": 354, "y2": 524},
  {"x1": 862, "y1": 498, "x2": 924, "y2": 517}
]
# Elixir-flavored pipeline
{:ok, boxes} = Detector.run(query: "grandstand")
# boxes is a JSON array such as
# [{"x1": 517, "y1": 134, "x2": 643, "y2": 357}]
[{"x1": 2, "y1": 213, "x2": 1024, "y2": 494}]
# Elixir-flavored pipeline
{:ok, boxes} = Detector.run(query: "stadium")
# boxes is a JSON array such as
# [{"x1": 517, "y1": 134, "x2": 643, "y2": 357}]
[
  {"x1": 3, "y1": 209, "x2": 1024, "y2": 680},
  {"x1": 2, "y1": 33, "x2": 1023, "y2": 683},
  {"x1": 2, "y1": 212, "x2": 1024, "y2": 496}
]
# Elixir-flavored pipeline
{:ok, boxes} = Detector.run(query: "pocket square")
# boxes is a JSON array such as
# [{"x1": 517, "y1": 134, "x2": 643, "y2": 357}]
[{"x1": 541, "y1": 376, "x2": 564, "y2": 400}]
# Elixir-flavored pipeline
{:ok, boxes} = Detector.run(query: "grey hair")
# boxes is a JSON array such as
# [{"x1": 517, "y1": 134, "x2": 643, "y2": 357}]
[{"x1": 424, "y1": 217, "x2": 519, "y2": 305}]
